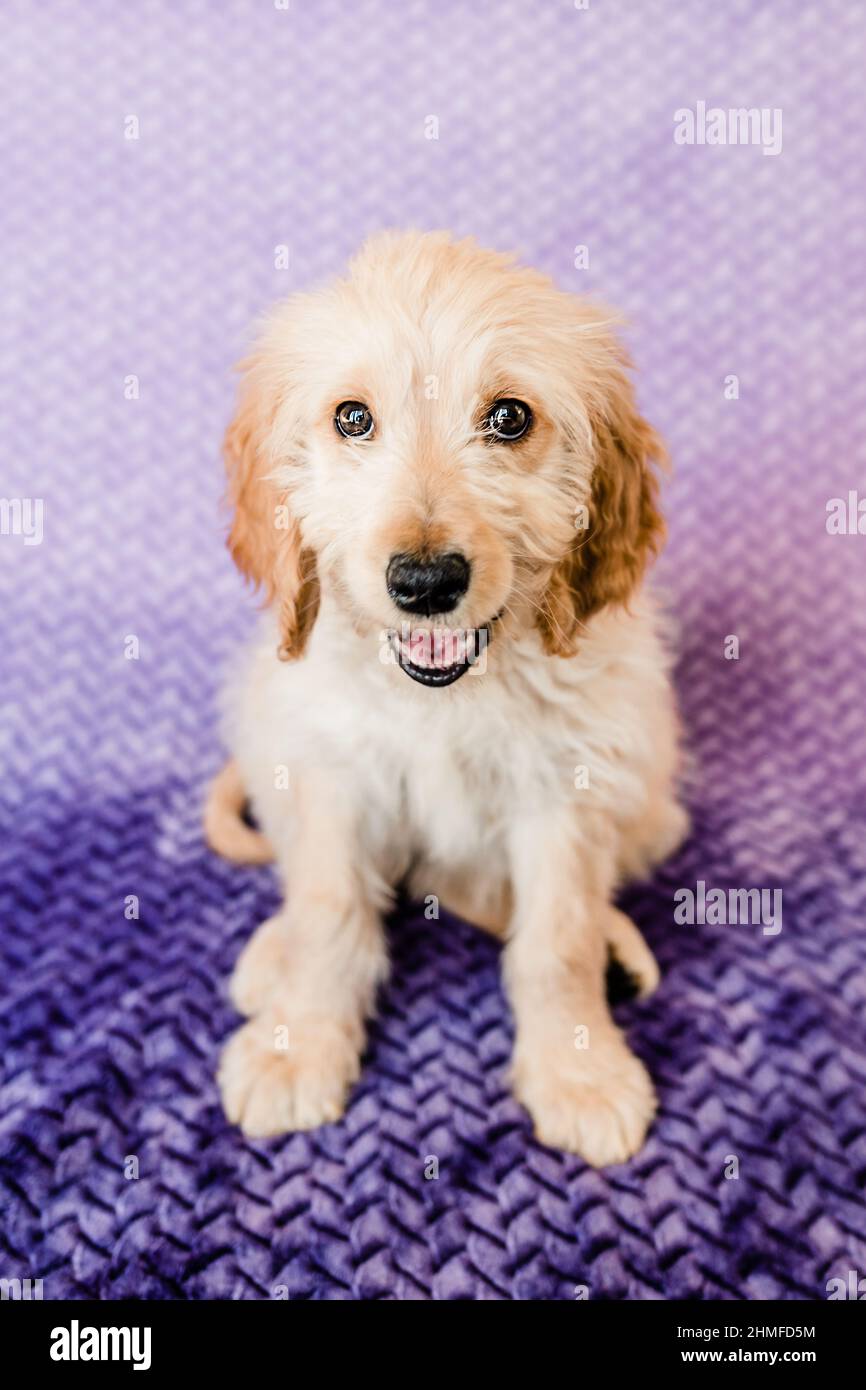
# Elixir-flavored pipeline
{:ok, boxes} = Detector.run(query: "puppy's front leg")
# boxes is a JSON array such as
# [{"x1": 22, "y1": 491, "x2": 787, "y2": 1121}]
[
  {"x1": 505, "y1": 813, "x2": 656, "y2": 1166},
  {"x1": 219, "y1": 772, "x2": 388, "y2": 1137}
]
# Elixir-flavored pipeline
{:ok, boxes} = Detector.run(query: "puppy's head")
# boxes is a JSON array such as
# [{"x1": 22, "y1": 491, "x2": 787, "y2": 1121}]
[{"x1": 224, "y1": 231, "x2": 666, "y2": 684}]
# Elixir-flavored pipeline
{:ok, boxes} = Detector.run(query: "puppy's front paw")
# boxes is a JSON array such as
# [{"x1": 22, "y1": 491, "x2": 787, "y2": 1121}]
[
  {"x1": 218, "y1": 1007, "x2": 361, "y2": 1137},
  {"x1": 229, "y1": 914, "x2": 288, "y2": 1016},
  {"x1": 513, "y1": 1023, "x2": 656, "y2": 1166}
]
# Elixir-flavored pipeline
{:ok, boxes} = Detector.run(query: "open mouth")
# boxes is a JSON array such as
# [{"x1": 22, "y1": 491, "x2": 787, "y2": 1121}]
[{"x1": 389, "y1": 622, "x2": 493, "y2": 687}]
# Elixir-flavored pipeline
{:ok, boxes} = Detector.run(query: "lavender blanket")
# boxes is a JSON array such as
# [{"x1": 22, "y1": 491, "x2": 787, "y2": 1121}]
[{"x1": 1, "y1": 0, "x2": 865, "y2": 1299}]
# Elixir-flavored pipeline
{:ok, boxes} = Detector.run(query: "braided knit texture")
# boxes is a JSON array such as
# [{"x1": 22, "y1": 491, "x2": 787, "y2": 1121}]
[{"x1": 1, "y1": 0, "x2": 865, "y2": 1299}]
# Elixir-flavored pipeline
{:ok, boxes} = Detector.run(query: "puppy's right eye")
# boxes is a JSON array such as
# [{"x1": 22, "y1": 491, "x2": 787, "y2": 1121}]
[
  {"x1": 484, "y1": 398, "x2": 532, "y2": 442},
  {"x1": 335, "y1": 401, "x2": 374, "y2": 439}
]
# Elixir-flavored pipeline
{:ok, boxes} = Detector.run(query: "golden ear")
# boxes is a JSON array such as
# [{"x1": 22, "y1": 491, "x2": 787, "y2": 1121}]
[
  {"x1": 224, "y1": 366, "x2": 320, "y2": 660},
  {"x1": 539, "y1": 370, "x2": 667, "y2": 657}
]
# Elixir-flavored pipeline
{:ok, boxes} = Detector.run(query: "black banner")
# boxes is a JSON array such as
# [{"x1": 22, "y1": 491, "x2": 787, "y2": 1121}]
[{"x1": 0, "y1": 1296, "x2": 857, "y2": 1374}]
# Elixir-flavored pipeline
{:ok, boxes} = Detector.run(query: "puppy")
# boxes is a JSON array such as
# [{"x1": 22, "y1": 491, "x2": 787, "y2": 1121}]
[{"x1": 208, "y1": 231, "x2": 687, "y2": 1166}]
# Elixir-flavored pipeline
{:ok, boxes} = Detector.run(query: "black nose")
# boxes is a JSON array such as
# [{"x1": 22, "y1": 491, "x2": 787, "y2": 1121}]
[{"x1": 386, "y1": 551, "x2": 471, "y2": 616}]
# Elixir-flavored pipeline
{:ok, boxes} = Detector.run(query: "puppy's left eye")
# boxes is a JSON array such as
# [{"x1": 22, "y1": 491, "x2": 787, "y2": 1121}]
[
  {"x1": 484, "y1": 398, "x2": 532, "y2": 441},
  {"x1": 335, "y1": 401, "x2": 375, "y2": 439}
]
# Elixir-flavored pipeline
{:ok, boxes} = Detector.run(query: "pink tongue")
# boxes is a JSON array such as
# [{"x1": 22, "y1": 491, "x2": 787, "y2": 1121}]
[
  {"x1": 405, "y1": 629, "x2": 465, "y2": 669},
  {"x1": 433, "y1": 632, "x2": 460, "y2": 667}
]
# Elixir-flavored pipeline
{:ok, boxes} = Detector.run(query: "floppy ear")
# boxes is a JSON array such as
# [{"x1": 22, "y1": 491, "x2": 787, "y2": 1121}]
[
  {"x1": 538, "y1": 364, "x2": 667, "y2": 657},
  {"x1": 224, "y1": 362, "x2": 320, "y2": 661}
]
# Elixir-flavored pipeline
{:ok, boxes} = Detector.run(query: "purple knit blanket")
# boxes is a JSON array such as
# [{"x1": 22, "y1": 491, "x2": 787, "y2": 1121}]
[{"x1": 1, "y1": 0, "x2": 865, "y2": 1298}]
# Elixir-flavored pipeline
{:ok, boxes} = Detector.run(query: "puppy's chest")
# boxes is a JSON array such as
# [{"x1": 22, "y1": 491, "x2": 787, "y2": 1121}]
[
  {"x1": 387, "y1": 691, "x2": 564, "y2": 863},
  {"x1": 396, "y1": 733, "x2": 507, "y2": 865},
  {"x1": 402, "y1": 728, "x2": 499, "y2": 814}
]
